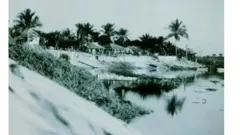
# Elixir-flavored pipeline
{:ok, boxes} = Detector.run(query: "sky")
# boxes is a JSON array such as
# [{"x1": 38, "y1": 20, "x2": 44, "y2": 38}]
[{"x1": 9, "y1": 0, "x2": 224, "y2": 56}]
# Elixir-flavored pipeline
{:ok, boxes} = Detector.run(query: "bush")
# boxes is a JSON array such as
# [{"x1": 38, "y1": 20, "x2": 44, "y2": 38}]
[
  {"x1": 108, "y1": 62, "x2": 138, "y2": 77},
  {"x1": 9, "y1": 44, "x2": 150, "y2": 123},
  {"x1": 59, "y1": 54, "x2": 70, "y2": 62}
]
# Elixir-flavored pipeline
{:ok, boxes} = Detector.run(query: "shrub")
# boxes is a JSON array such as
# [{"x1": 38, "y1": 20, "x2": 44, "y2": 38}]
[
  {"x1": 108, "y1": 62, "x2": 138, "y2": 77},
  {"x1": 9, "y1": 44, "x2": 150, "y2": 123},
  {"x1": 59, "y1": 54, "x2": 70, "y2": 62}
]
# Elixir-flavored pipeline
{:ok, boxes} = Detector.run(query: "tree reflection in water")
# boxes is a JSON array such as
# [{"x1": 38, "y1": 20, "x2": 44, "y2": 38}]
[{"x1": 165, "y1": 95, "x2": 186, "y2": 116}]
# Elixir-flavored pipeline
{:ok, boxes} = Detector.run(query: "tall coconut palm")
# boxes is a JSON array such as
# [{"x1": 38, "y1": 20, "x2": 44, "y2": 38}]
[
  {"x1": 166, "y1": 19, "x2": 189, "y2": 57},
  {"x1": 83, "y1": 22, "x2": 95, "y2": 43},
  {"x1": 14, "y1": 8, "x2": 42, "y2": 32},
  {"x1": 75, "y1": 23, "x2": 84, "y2": 44},
  {"x1": 165, "y1": 95, "x2": 186, "y2": 116},
  {"x1": 75, "y1": 22, "x2": 94, "y2": 47},
  {"x1": 101, "y1": 23, "x2": 116, "y2": 41},
  {"x1": 115, "y1": 28, "x2": 129, "y2": 45}
]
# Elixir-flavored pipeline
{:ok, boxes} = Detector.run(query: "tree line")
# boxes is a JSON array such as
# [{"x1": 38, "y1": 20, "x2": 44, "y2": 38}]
[{"x1": 9, "y1": 8, "x2": 196, "y2": 60}]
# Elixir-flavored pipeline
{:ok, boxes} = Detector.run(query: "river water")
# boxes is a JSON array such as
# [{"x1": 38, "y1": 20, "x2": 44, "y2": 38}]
[{"x1": 104, "y1": 72, "x2": 224, "y2": 135}]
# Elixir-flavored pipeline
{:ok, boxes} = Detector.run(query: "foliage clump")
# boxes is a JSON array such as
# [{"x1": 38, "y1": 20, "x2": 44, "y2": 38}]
[{"x1": 9, "y1": 44, "x2": 150, "y2": 123}]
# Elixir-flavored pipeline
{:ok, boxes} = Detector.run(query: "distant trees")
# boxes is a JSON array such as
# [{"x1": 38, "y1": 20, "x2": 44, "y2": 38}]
[
  {"x1": 101, "y1": 23, "x2": 116, "y2": 38},
  {"x1": 75, "y1": 22, "x2": 95, "y2": 47},
  {"x1": 61, "y1": 28, "x2": 75, "y2": 40},
  {"x1": 100, "y1": 23, "x2": 116, "y2": 45},
  {"x1": 139, "y1": 34, "x2": 155, "y2": 50},
  {"x1": 114, "y1": 28, "x2": 129, "y2": 46},
  {"x1": 10, "y1": 8, "x2": 195, "y2": 58}
]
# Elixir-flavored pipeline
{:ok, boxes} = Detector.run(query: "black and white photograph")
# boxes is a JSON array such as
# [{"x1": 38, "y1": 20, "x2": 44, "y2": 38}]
[{"x1": 6, "y1": 0, "x2": 229, "y2": 135}]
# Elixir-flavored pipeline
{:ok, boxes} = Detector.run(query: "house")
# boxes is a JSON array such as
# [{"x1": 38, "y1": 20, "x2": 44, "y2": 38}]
[
  {"x1": 104, "y1": 43, "x2": 124, "y2": 55},
  {"x1": 26, "y1": 29, "x2": 40, "y2": 46},
  {"x1": 85, "y1": 42, "x2": 105, "y2": 55},
  {"x1": 126, "y1": 46, "x2": 143, "y2": 55},
  {"x1": 122, "y1": 47, "x2": 134, "y2": 54}
]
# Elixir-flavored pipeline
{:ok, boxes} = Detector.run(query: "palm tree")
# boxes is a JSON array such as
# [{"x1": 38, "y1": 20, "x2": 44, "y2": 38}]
[
  {"x1": 75, "y1": 22, "x2": 94, "y2": 47},
  {"x1": 75, "y1": 23, "x2": 84, "y2": 46},
  {"x1": 61, "y1": 28, "x2": 75, "y2": 40},
  {"x1": 101, "y1": 23, "x2": 116, "y2": 41},
  {"x1": 115, "y1": 28, "x2": 129, "y2": 45},
  {"x1": 165, "y1": 95, "x2": 186, "y2": 116},
  {"x1": 139, "y1": 33, "x2": 155, "y2": 50},
  {"x1": 14, "y1": 9, "x2": 42, "y2": 32},
  {"x1": 156, "y1": 36, "x2": 167, "y2": 55},
  {"x1": 43, "y1": 31, "x2": 60, "y2": 48},
  {"x1": 91, "y1": 31, "x2": 100, "y2": 42},
  {"x1": 83, "y1": 22, "x2": 95, "y2": 43},
  {"x1": 166, "y1": 19, "x2": 189, "y2": 57}
]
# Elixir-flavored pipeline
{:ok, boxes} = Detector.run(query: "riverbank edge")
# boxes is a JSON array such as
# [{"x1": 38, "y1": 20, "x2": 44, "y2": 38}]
[{"x1": 9, "y1": 44, "x2": 151, "y2": 123}]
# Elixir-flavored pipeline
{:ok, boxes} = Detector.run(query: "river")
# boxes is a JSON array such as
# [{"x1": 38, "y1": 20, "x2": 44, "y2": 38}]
[{"x1": 104, "y1": 72, "x2": 224, "y2": 135}]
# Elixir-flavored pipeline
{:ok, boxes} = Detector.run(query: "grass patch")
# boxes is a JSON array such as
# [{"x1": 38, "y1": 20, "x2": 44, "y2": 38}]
[
  {"x1": 59, "y1": 54, "x2": 70, "y2": 62},
  {"x1": 169, "y1": 66, "x2": 197, "y2": 71},
  {"x1": 9, "y1": 44, "x2": 150, "y2": 123},
  {"x1": 108, "y1": 62, "x2": 139, "y2": 77}
]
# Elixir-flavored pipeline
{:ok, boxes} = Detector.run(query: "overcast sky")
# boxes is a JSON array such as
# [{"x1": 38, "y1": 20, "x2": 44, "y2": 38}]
[{"x1": 9, "y1": 0, "x2": 223, "y2": 55}]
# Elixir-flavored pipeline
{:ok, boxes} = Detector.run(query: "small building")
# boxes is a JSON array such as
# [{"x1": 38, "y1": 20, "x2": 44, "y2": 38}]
[
  {"x1": 104, "y1": 43, "x2": 124, "y2": 55},
  {"x1": 85, "y1": 42, "x2": 105, "y2": 55},
  {"x1": 26, "y1": 29, "x2": 40, "y2": 46},
  {"x1": 126, "y1": 46, "x2": 143, "y2": 55},
  {"x1": 122, "y1": 47, "x2": 134, "y2": 54}
]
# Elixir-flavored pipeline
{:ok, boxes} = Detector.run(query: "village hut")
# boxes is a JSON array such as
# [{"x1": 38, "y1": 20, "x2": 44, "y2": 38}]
[
  {"x1": 85, "y1": 42, "x2": 105, "y2": 55},
  {"x1": 104, "y1": 43, "x2": 124, "y2": 55},
  {"x1": 9, "y1": 28, "x2": 40, "y2": 45},
  {"x1": 122, "y1": 47, "x2": 134, "y2": 54},
  {"x1": 127, "y1": 46, "x2": 143, "y2": 55},
  {"x1": 25, "y1": 29, "x2": 40, "y2": 46}
]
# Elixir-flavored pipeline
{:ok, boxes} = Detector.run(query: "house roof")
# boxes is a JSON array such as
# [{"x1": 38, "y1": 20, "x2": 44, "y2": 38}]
[
  {"x1": 22, "y1": 29, "x2": 39, "y2": 38},
  {"x1": 127, "y1": 46, "x2": 143, "y2": 52},
  {"x1": 122, "y1": 47, "x2": 134, "y2": 53},
  {"x1": 86, "y1": 42, "x2": 105, "y2": 49},
  {"x1": 104, "y1": 43, "x2": 124, "y2": 50}
]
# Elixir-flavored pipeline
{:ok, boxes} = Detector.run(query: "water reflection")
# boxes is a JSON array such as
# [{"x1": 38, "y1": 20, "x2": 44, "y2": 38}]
[
  {"x1": 117, "y1": 72, "x2": 224, "y2": 135},
  {"x1": 165, "y1": 95, "x2": 186, "y2": 116},
  {"x1": 117, "y1": 82, "x2": 174, "y2": 99},
  {"x1": 104, "y1": 75, "x2": 197, "y2": 99}
]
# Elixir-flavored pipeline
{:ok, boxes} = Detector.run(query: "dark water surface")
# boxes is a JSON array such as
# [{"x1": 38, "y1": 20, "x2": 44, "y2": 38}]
[{"x1": 104, "y1": 72, "x2": 224, "y2": 135}]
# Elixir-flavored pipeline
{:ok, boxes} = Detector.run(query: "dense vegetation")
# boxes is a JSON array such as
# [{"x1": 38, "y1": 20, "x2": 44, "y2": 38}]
[
  {"x1": 8, "y1": 8, "x2": 204, "y2": 123},
  {"x1": 9, "y1": 8, "x2": 196, "y2": 60},
  {"x1": 9, "y1": 43, "x2": 150, "y2": 123}
]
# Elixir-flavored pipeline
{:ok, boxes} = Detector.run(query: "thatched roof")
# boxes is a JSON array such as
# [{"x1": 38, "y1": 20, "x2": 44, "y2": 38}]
[
  {"x1": 22, "y1": 29, "x2": 39, "y2": 38},
  {"x1": 86, "y1": 42, "x2": 105, "y2": 49},
  {"x1": 104, "y1": 43, "x2": 124, "y2": 50},
  {"x1": 122, "y1": 47, "x2": 134, "y2": 53},
  {"x1": 128, "y1": 46, "x2": 143, "y2": 52}
]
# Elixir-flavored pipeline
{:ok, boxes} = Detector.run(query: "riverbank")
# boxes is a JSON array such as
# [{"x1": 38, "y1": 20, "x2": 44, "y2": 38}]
[
  {"x1": 9, "y1": 44, "x2": 206, "y2": 129},
  {"x1": 9, "y1": 59, "x2": 142, "y2": 135},
  {"x1": 47, "y1": 49, "x2": 203, "y2": 80},
  {"x1": 9, "y1": 44, "x2": 150, "y2": 123}
]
